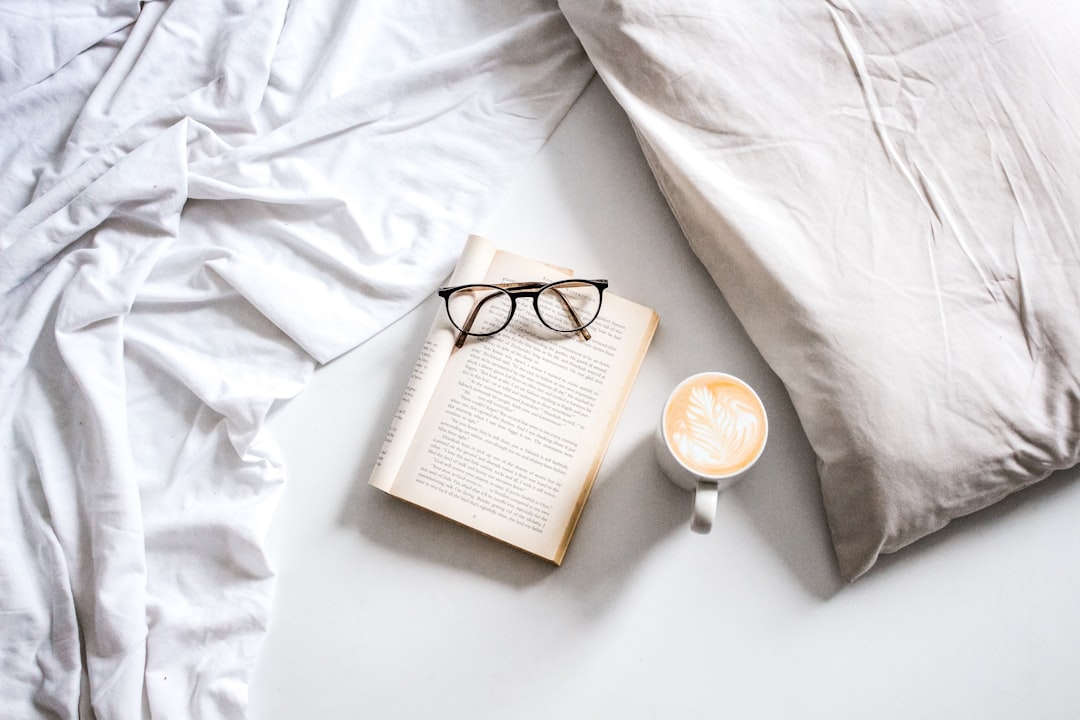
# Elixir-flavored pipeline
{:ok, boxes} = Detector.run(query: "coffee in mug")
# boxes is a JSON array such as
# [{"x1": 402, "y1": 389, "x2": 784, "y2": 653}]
[{"x1": 655, "y1": 372, "x2": 767, "y2": 533}]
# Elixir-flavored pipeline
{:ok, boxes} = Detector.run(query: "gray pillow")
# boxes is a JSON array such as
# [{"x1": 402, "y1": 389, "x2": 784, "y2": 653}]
[{"x1": 561, "y1": 0, "x2": 1080, "y2": 579}]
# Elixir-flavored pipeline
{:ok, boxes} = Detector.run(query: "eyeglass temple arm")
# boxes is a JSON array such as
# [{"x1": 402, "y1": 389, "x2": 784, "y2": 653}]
[
  {"x1": 452, "y1": 284, "x2": 592, "y2": 348},
  {"x1": 552, "y1": 289, "x2": 591, "y2": 342},
  {"x1": 454, "y1": 295, "x2": 489, "y2": 348}
]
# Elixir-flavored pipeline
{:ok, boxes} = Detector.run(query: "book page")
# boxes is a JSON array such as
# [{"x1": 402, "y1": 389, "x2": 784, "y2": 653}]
[
  {"x1": 368, "y1": 235, "x2": 499, "y2": 491},
  {"x1": 383, "y1": 250, "x2": 658, "y2": 563}
]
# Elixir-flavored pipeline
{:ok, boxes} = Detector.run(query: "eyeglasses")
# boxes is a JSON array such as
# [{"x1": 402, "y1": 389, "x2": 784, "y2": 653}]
[{"x1": 438, "y1": 279, "x2": 608, "y2": 348}]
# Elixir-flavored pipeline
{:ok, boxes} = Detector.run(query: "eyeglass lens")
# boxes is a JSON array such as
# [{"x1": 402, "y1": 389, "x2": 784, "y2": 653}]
[
  {"x1": 445, "y1": 287, "x2": 514, "y2": 336},
  {"x1": 536, "y1": 281, "x2": 602, "y2": 332}
]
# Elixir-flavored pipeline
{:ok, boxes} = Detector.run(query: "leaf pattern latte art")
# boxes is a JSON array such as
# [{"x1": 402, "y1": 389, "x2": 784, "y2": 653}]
[{"x1": 669, "y1": 383, "x2": 764, "y2": 474}]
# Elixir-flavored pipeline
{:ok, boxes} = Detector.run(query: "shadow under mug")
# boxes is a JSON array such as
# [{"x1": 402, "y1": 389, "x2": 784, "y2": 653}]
[{"x1": 654, "y1": 372, "x2": 768, "y2": 533}]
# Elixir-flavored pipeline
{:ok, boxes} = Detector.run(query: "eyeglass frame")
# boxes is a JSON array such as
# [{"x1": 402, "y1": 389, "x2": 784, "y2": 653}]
[{"x1": 437, "y1": 279, "x2": 609, "y2": 348}]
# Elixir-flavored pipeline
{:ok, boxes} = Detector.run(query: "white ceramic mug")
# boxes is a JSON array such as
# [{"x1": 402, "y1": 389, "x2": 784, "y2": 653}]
[{"x1": 655, "y1": 372, "x2": 768, "y2": 533}]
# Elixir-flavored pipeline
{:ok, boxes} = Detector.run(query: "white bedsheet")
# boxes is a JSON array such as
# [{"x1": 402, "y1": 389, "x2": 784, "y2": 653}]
[{"x1": 0, "y1": 2, "x2": 591, "y2": 717}]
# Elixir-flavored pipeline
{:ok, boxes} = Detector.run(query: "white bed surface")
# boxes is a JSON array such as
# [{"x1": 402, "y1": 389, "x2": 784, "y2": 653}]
[{"x1": 252, "y1": 78, "x2": 1080, "y2": 719}]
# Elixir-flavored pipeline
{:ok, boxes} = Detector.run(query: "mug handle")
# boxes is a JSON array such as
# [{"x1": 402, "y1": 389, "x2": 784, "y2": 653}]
[{"x1": 690, "y1": 481, "x2": 719, "y2": 534}]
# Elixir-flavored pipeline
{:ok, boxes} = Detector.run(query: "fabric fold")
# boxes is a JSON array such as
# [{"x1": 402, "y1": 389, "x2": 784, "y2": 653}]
[{"x1": 1, "y1": 2, "x2": 593, "y2": 716}]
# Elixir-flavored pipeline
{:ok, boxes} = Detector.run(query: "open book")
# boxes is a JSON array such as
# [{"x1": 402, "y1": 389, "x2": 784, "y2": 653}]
[{"x1": 369, "y1": 235, "x2": 659, "y2": 564}]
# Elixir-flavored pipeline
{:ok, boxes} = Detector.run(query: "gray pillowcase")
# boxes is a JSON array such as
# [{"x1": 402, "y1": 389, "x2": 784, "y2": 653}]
[{"x1": 561, "y1": 0, "x2": 1080, "y2": 579}]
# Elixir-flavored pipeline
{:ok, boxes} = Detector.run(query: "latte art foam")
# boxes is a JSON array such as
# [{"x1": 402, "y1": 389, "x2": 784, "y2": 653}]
[{"x1": 663, "y1": 376, "x2": 767, "y2": 476}]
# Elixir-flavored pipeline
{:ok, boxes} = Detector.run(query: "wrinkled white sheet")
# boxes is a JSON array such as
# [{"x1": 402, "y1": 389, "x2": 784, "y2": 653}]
[{"x1": 0, "y1": 2, "x2": 591, "y2": 717}]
